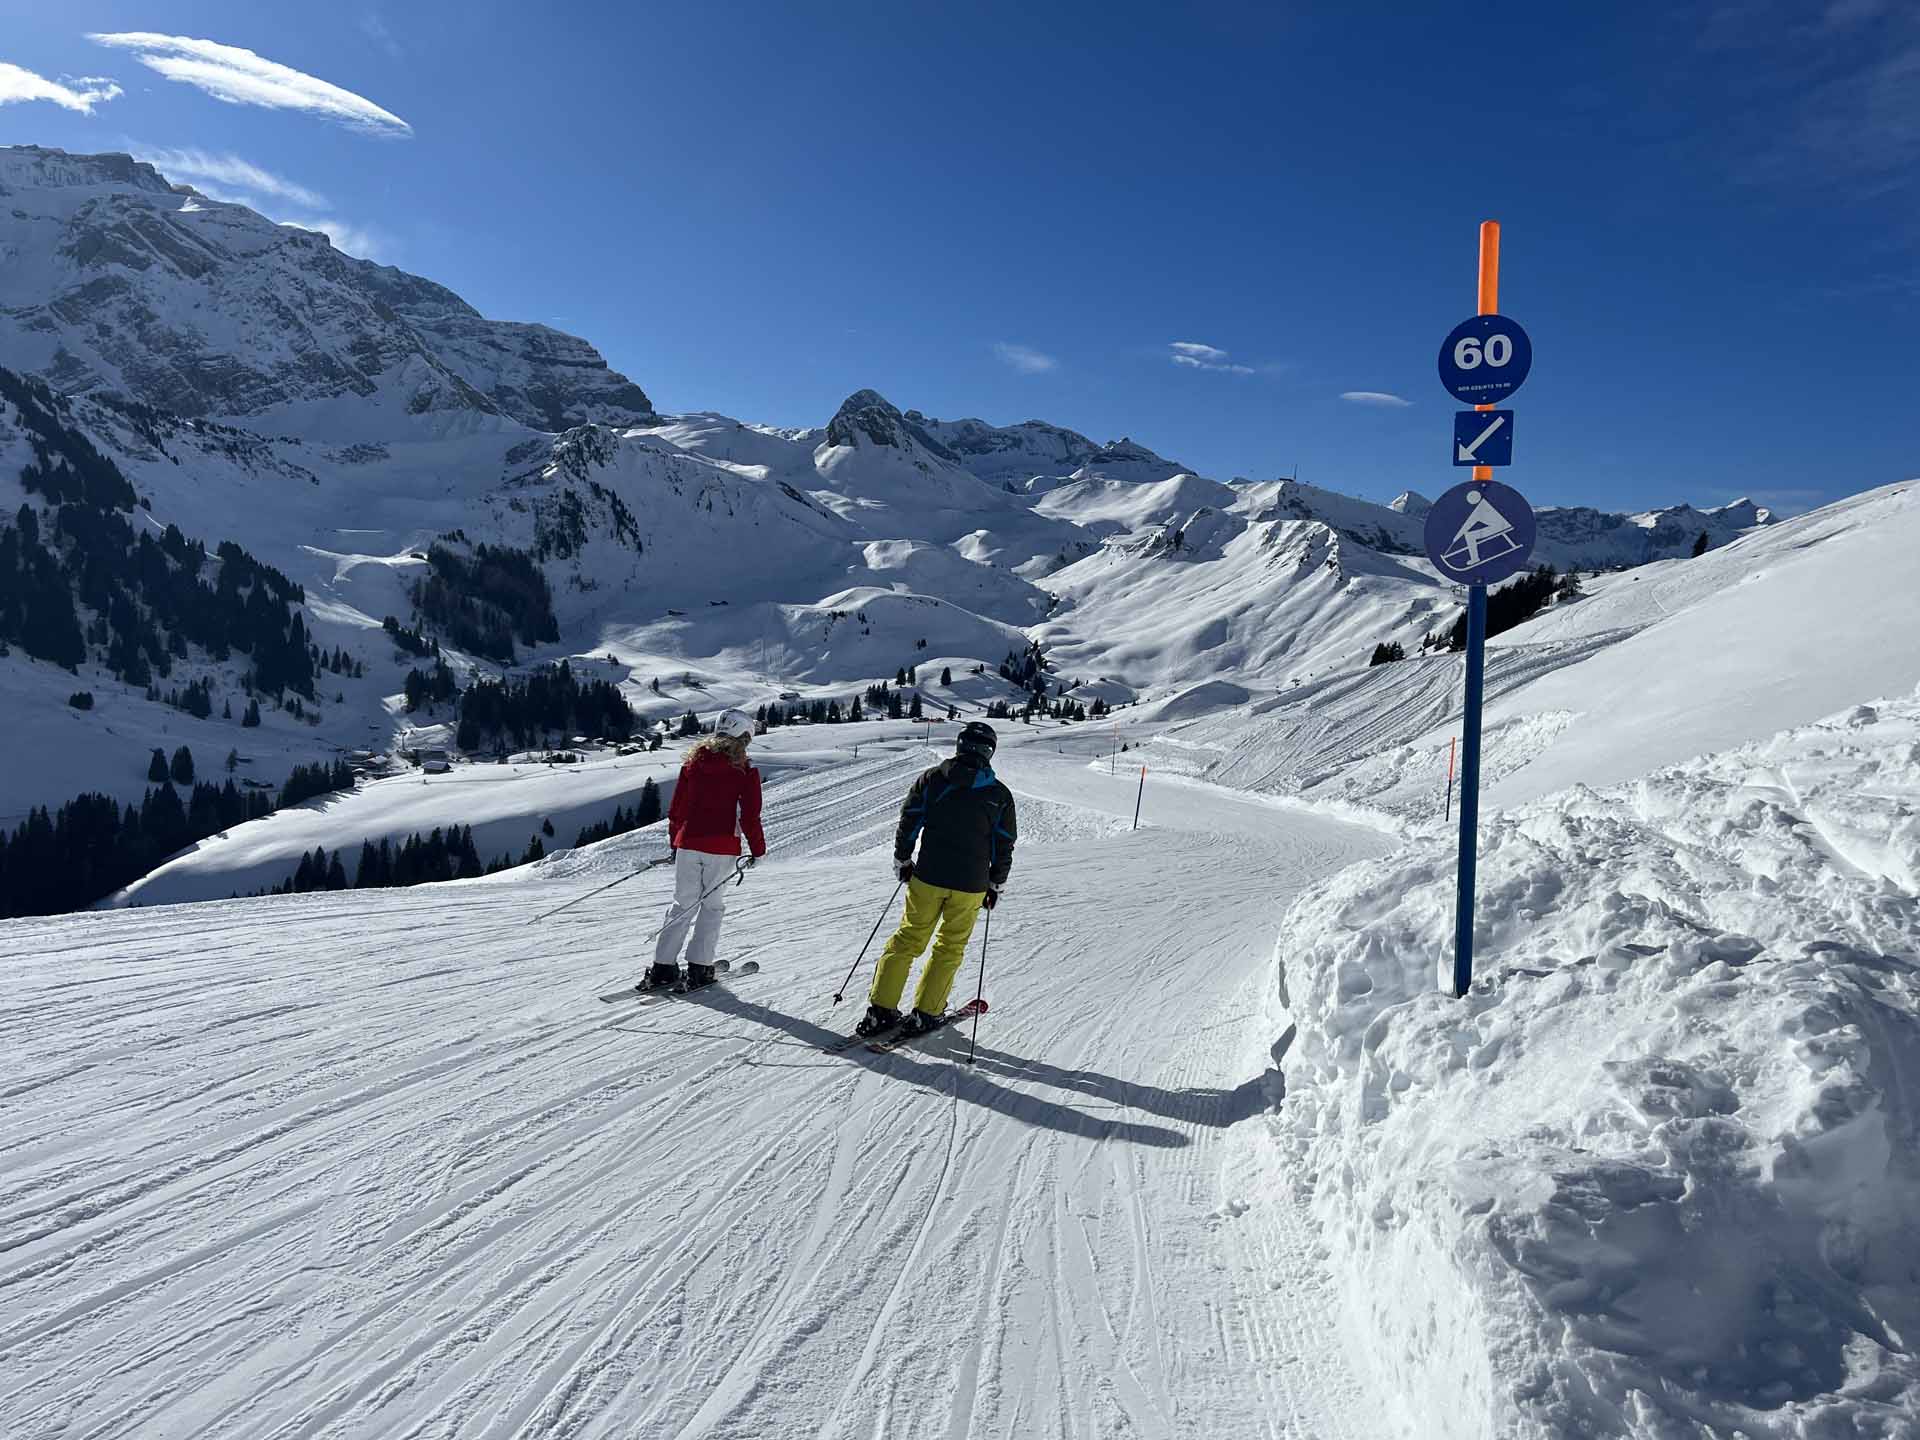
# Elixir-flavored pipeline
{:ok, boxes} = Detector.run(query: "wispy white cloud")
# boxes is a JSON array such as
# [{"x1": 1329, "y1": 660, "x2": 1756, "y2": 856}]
[
  {"x1": 1339, "y1": 391, "x2": 1414, "y2": 408},
  {"x1": 280, "y1": 217, "x2": 390, "y2": 262},
  {"x1": 133, "y1": 145, "x2": 329, "y2": 208},
  {"x1": 0, "y1": 62, "x2": 122, "y2": 114},
  {"x1": 1169, "y1": 340, "x2": 1255, "y2": 375},
  {"x1": 360, "y1": 13, "x2": 404, "y2": 59},
  {"x1": 122, "y1": 142, "x2": 389, "y2": 261},
  {"x1": 88, "y1": 32, "x2": 411, "y2": 137},
  {"x1": 994, "y1": 342, "x2": 1058, "y2": 375}
]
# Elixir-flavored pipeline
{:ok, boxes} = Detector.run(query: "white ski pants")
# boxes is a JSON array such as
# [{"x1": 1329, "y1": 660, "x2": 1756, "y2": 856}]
[{"x1": 653, "y1": 849, "x2": 735, "y2": 969}]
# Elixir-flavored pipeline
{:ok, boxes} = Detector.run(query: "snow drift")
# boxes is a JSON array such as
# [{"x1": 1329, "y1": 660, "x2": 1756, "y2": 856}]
[{"x1": 1265, "y1": 691, "x2": 1920, "y2": 1437}]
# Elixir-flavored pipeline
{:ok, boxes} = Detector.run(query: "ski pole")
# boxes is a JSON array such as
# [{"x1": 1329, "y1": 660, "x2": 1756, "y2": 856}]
[
  {"x1": 633, "y1": 855, "x2": 751, "y2": 948},
  {"x1": 833, "y1": 881, "x2": 902, "y2": 1004},
  {"x1": 529, "y1": 853, "x2": 673, "y2": 925},
  {"x1": 965, "y1": 906, "x2": 990, "y2": 1066}
]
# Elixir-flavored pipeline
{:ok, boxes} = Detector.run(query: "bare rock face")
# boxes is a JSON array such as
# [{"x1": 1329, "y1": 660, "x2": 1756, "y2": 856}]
[
  {"x1": 910, "y1": 408, "x2": 1187, "y2": 486},
  {"x1": 0, "y1": 146, "x2": 653, "y2": 432}
]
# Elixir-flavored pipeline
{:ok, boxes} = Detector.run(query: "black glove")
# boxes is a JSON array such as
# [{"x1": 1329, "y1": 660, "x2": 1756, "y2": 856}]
[
  {"x1": 983, "y1": 886, "x2": 1001, "y2": 910},
  {"x1": 895, "y1": 860, "x2": 914, "y2": 883},
  {"x1": 741, "y1": 855, "x2": 757, "y2": 870}
]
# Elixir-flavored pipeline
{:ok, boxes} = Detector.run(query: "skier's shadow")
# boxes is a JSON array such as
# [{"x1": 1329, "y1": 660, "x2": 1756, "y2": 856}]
[
  {"x1": 956, "y1": 1042, "x2": 1280, "y2": 1128},
  {"x1": 663, "y1": 989, "x2": 1192, "y2": 1150}
]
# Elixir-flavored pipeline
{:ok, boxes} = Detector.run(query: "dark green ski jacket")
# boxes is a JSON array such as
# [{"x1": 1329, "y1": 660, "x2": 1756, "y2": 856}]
[{"x1": 893, "y1": 757, "x2": 1017, "y2": 894}]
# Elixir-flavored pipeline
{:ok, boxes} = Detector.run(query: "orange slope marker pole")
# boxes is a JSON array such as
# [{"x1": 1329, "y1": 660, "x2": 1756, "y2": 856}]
[{"x1": 1473, "y1": 220, "x2": 1501, "y2": 482}]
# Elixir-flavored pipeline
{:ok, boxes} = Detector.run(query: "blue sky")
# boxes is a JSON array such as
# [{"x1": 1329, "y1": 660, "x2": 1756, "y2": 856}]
[{"x1": 1, "y1": 1, "x2": 1915, "y2": 515}]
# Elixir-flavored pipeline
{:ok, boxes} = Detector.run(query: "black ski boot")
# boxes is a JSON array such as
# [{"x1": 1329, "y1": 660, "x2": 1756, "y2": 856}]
[
  {"x1": 642, "y1": 961, "x2": 682, "y2": 992},
  {"x1": 684, "y1": 962, "x2": 719, "y2": 990},
  {"x1": 901, "y1": 1008, "x2": 942, "y2": 1037},
  {"x1": 855, "y1": 1003, "x2": 901, "y2": 1038}
]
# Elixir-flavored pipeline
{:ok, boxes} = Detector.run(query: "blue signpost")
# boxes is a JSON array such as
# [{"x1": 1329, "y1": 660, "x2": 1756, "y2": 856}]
[{"x1": 1426, "y1": 483, "x2": 1535, "y2": 997}]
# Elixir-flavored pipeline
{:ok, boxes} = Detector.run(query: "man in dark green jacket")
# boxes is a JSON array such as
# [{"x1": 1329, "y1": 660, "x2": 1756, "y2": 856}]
[{"x1": 857, "y1": 721, "x2": 1016, "y2": 1037}]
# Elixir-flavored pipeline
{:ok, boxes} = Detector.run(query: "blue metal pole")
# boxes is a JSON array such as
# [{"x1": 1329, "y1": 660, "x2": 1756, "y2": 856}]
[{"x1": 1452, "y1": 585, "x2": 1488, "y2": 997}]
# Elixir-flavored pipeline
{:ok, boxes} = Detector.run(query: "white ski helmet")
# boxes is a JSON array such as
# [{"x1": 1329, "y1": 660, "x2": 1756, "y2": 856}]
[{"x1": 715, "y1": 708, "x2": 755, "y2": 739}]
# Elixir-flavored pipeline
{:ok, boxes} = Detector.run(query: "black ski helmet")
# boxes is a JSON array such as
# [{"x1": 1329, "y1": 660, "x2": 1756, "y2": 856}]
[{"x1": 956, "y1": 720, "x2": 998, "y2": 763}]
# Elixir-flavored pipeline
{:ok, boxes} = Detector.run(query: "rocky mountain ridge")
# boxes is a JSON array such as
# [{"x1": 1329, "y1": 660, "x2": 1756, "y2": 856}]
[{"x1": 0, "y1": 145, "x2": 654, "y2": 433}]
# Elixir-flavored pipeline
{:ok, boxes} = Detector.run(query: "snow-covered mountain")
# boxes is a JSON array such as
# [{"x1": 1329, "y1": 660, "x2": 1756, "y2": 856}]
[
  {"x1": 0, "y1": 146, "x2": 654, "y2": 432},
  {"x1": 913, "y1": 410, "x2": 1189, "y2": 487},
  {"x1": 0, "y1": 143, "x2": 1781, "y2": 837}
]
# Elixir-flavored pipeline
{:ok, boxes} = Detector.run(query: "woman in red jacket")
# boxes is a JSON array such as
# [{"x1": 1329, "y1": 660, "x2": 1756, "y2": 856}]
[{"x1": 648, "y1": 708, "x2": 768, "y2": 989}]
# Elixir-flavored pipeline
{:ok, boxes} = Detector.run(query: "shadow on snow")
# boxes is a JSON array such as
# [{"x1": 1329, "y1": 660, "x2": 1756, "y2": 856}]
[{"x1": 617, "y1": 988, "x2": 1293, "y2": 1148}]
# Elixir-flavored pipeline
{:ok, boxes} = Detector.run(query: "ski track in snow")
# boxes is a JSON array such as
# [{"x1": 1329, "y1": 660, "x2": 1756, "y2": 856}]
[{"x1": 0, "y1": 745, "x2": 1399, "y2": 1439}]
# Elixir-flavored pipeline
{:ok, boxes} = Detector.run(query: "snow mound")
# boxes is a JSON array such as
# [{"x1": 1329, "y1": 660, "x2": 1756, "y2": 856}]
[
  {"x1": 1268, "y1": 690, "x2": 1920, "y2": 1438},
  {"x1": 1140, "y1": 679, "x2": 1253, "y2": 721}
]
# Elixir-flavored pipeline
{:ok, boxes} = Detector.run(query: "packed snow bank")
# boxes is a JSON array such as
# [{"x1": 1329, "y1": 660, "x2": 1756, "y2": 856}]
[{"x1": 1268, "y1": 690, "x2": 1920, "y2": 1438}]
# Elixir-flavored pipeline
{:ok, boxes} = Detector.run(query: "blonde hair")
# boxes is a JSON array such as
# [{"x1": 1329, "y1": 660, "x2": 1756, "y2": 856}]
[{"x1": 686, "y1": 732, "x2": 750, "y2": 770}]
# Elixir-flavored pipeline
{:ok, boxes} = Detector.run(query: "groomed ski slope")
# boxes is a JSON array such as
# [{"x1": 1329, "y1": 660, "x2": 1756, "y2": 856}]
[{"x1": 0, "y1": 732, "x2": 1399, "y2": 1439}]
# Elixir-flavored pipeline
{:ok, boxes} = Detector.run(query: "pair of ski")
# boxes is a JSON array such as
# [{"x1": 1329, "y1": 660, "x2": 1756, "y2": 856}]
[
  {"x1": 600, "y1": 964, "x2": 986, "y2": 1055},
  {"x1": 597, "y1": 959, "x2": 762, "y2": 1008},
  {"x1": 830, "y1": 997, "x2": 988, "y2": 1055}
]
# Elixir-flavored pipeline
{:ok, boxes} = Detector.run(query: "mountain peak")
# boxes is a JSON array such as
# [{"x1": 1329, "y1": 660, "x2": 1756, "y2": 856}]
[
  {"x1": 824, "y1": 389, "x2": 961, "y2": 463},
  {"x1": 1389, "y1": 490, "x2": 1432, "y2": 518},
  {"x1": 0, "y1": 145, "x2": 653, "y2": 433},
  {"x1": 825, "y1": 390, "x2": 905, "y2": 449},
  {"x1": 0, "y1": 145, "x2": 177, "y2": 198}
]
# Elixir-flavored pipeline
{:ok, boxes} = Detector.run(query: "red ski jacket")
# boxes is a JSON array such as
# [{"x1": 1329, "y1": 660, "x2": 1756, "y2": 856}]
[{"x1": 668, "y1": 749, "x2": 768, "y2": 858}]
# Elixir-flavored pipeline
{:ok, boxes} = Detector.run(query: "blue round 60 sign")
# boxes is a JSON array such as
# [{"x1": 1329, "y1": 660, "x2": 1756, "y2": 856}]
[
  {"x1": 1437, "y1": 315, "x2": 1532, "y2": 405},
  {"x1": 1424, "y1": 479, "x2": 1537, "y2": 586}
]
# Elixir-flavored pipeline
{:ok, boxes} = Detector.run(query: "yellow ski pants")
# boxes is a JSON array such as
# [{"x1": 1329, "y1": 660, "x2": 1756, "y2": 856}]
[{"x1": 870, "y1": 877, "x2": 984, "y2": 1015}]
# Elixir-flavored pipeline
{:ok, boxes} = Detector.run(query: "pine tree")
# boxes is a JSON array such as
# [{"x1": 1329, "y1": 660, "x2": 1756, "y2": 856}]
[
  {"x1": 148, "y1": 749, "x2": 168, "y2": 783},
  {"x1": 1691, "y1": 530, "x2": 1710, "y2": 558},
  {"x1": 170, "y1": 746, "x2": 195, "y2": 785},
  {"x1": 940, "y1": 667, "x2": 952, "y2": 686},
  {"x1": 242, "y1": 697, "x2": 261, "y2": 727},
  {"x1": 909, "y1": 692, "x2": 923, "y2": 720},
  {"x1": 356, "y1": 840, "x2": 381, "y2": 888},
  {"x1": 226, "y1": 748, "x2": 239, "y2": 773}
]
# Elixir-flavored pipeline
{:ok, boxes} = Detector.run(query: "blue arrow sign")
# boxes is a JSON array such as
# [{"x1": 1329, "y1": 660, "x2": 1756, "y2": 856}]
[
  {"x1": 1437, "y1": 315, "x2": 1532, "y2": 405},
  {"x1": 1424, "y1": 479, "x2": 1537, "y2": 586},
  {"x1": 1452, "y1": 409, "x2": 1513, "y2": 466}
]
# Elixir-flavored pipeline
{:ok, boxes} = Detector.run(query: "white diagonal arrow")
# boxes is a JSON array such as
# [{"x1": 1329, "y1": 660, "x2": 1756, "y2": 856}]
[{"x1": 1456, "y1": 414, "x2": 1507, "y2": 463}]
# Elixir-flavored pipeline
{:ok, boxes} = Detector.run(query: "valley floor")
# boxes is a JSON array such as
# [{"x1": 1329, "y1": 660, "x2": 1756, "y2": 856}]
[{"x1": 0, "y1": 736, "x2": 1400, "y2": 1440}]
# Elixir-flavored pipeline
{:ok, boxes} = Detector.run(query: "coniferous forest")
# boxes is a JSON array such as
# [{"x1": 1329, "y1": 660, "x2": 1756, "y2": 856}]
[{"x1": 0, "y1": 367, "x2": 316, "y2": 697}]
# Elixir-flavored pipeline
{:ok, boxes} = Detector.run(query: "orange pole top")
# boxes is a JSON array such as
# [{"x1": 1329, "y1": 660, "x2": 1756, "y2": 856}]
[
  {"x1": 1477, "y1": 220, "x2": 1500, "y2": 316},
  {"x1": 1473, "y1": 220, "x2": 1502, "y2": 478}
]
